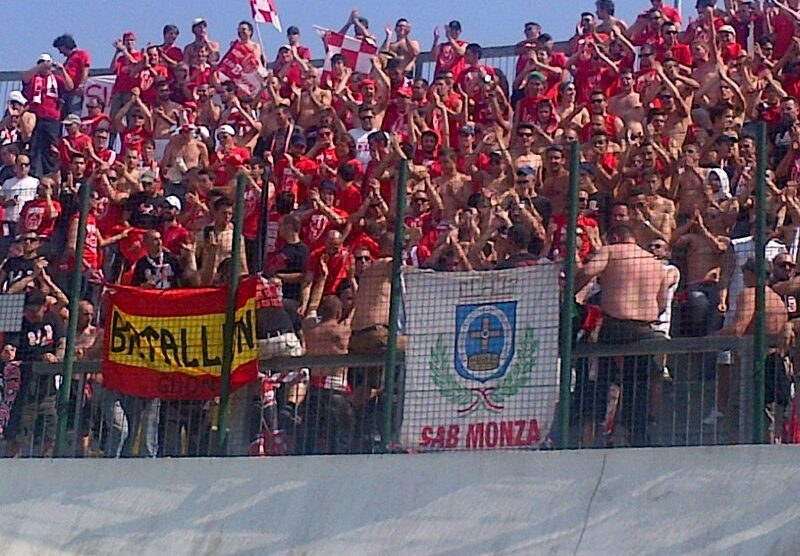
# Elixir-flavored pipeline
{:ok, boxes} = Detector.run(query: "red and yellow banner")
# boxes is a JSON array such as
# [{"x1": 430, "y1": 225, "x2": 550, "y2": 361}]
[{"x1": 102, "y1": 278, "x2": 259, "y2": 400}]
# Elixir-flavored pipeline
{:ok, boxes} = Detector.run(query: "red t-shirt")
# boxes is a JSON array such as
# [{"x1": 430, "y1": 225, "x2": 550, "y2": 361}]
[
  {"x1": 306, "y1": 245, "x2": 353, "y2": 296},
  {"x1": 23, "y1": 73, "x2": 65, "y2": 120},
  {"x1": 773, "y1": 13, "x2": 796, "y2": 58},
  {"x1": 333, "y1": 183, "x2": 362, "y2": 215},
  {"x1": 19, "y1": 198, "x2": 62, "y2": 239},
  {"x1": 656, "y1": 42, "x2": 693, "y2": 67},
  {"x1": 59, "y1": 133, "x2": 92, "y2": 167},
  {"x1": 138, "y1": 65, "x2": 170, "y2": 105},
  {"x1": 274, "y1": 155, "x2": 318, "y2": 206},
  {"x1": 242, "y1": 186, "x2": 263, "y2": 239},
  {"x1": 435, "y1": 40, "x2": 467, "y2": 77},
  {"x1": 550, "y1": 213, "x2": 598, "y2": 261},
  {"x1": 95, "y1": 197, "x2": 124, "y2": 237},
  {"x1": 112, "y1": 51, "x2": 144, "y2": 94},
  {"x1": 162, "y1": 223, "x2": 191, "y2": 255},
  {"x1": 75, "y1": 213, "x2": 101, "y2": 271},
  {"x1": 301, "y1": 207, "x2": 348, "y2": 251},
  {"x1": 64, "y1": 49, "x2": 91, "y2": 88},
  {"x1": 120, "y1": 126, "x2": 153, "y2": 157}
]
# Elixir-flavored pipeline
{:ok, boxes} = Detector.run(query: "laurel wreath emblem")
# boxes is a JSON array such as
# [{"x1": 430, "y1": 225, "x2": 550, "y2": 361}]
[{"x1": 430, "y1": 328, "x2": 539, "y2": 414}]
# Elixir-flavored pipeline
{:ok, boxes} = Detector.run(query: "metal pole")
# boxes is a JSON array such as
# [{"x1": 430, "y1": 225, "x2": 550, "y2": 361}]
[
  {"x1": 55, "y1": 182, "x2": 91, "y2": 457},
  {"x1": 215, "y1": 175, "x2": 246, "y2": 456},
  {"x1": 753, "y1": 121, "x2": 767, "y2": 443},
  {"x1": 256, "y1": 167, "x2": 271, "y2": 275},
  {"x1": 558, "y1": 141, "x2": 581, "y2": 449},
  {"x1": 381, "y1": 159, "x2": 408, "y2": 448}
]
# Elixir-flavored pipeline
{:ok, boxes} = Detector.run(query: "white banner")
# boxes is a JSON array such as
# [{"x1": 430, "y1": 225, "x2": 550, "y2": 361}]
[
  {"x1": 81, "y1": 75, "x2": 116, "y2": 117},
  {"x1": 401, "y1": 265, "x2": 561, "y2": 450}
]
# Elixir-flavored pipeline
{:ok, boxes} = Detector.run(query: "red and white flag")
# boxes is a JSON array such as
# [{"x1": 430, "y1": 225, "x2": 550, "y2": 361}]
[
  {"x1": 316, "y1": 28, "x2": 378, "y2": 74},
  {"x1": 250, "y1": 0, "x2": 282, "y2": 32}
]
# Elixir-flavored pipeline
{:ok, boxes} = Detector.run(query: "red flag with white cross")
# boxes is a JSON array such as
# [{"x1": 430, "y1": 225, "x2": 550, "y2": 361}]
[
  {"x1": 316, "y1": 28, "x2": 378, "y2": 74},
  {"x1": 250, "y1": 0, "x2": 282, "y2": 32}
]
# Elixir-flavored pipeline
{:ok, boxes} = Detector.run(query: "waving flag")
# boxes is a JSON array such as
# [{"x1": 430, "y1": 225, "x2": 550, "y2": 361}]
[
  {"x1": 250, "y1": 0, "x2": 282, "y2": 32},
  {"x1": 316, "y1": 28, "x2": 378, "y2": 74}
]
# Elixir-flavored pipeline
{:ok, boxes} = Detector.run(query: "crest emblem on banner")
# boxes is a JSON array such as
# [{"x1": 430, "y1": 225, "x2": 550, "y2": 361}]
[
  {"x1": 454, "y1": 302, "x2": 516, "y2": 383},
  {"x1": 430, "y1": 301, "x2": 538, "y2": 415}
]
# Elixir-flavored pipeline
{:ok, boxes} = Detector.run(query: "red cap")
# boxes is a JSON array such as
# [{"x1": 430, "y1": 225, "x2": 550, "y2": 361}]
[
  {"x1": 122, "y1": 31, "x2": 136, "y2": 41},
  {"x1": 359, "y1": 78, "x2": 376, "y2": 89},
  {"x1": 395, "y1": 86, "x2": 412, "y2": 98}
]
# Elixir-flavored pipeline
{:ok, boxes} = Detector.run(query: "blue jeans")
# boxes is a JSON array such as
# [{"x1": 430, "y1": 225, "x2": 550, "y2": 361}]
[{"x1": 100, "y1": 387, "x2": 161, "y2": 458}]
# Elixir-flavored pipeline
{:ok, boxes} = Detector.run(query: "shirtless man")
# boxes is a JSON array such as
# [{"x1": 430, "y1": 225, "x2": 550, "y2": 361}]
[
  {"x1": 299, "y1": 295, "x2": 354, "y2": 454},
  {"x1": 382, "y1": 18, "x2": 421, "y2": 75},
  {"x1": 349, "y1": 233, "x2": 403, "y2": 409},
  {"x1": 512, "y1": 123, "x2": 543, "y2": 177},
  {"x1": 294, "y1": 69, "x2": 333, "y2": 130},
  {"x1": 575, "y1": 224, "x2": 669, "y2": 446},
  {"x1": 628, "y1": 171, "x2": 676, "y2": 247},
  {"x1": 161, "y1": 126, "x2": 209, "y2": 184},
  {"x1": 609, "y1": 68, "x2": 644, "y2": 127},
  {"x1": 670, "y1": 143, "x2": 707, "y2": 219},
  {"x1": 673, "y1": 207, "x2": 731, "y2": 336},
  {"x1": 540, "y1": 145, "x2": 570, "y2": 214},
  {"x1": 433, "y1": 147, "x2": 471, "y2": 222},
  {"x1": 716, "y1": 259, "x2": 790, "y2": 443},
  {"x1": 183, "y1": 18, "x2": 220, "y2": 67},
  {"x1": 151, "y1": 81, "x2": 183, "y2": 156}
]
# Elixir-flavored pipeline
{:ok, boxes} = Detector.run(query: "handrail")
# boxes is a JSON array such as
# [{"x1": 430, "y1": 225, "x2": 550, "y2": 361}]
[{"x1": 0, "y1": 42, "x2": 538, "y2": 84}]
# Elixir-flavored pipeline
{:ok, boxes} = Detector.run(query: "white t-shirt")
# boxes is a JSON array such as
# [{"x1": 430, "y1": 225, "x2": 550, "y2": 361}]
[
  {"x1": 348, "y1": 127, "x2": 374, "y2": 167},
  {"x1": 1, "y1": 176, "x2": 39, "y2": 223}
]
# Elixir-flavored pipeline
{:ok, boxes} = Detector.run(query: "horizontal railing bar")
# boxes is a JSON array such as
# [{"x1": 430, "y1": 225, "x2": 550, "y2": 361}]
[{"x1": 572, "y1": 335, "x2": 773, "y2": 358}]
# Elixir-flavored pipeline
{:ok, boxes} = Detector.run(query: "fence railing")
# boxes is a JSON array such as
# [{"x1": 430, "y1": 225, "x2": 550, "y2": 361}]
[{"x1": 0, "y1": 45, "x2": 782, "y2": 459}]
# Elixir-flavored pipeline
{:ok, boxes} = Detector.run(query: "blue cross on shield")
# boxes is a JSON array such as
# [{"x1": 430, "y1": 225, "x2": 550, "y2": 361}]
[{"x1": 454, "y1": 301, "x2": 517, "y2": 383}]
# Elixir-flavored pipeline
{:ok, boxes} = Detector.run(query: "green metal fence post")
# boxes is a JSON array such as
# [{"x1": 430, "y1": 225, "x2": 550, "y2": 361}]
[
  {"x1": 753, "y1": 121, "x2": 767, "y2": 443},
  {"x1": 215, "y1": 175, "x2": 246, "y2": 456},
  {"x1": 55, "y1": 182, "x2": 91, "y2": 457},
  {"x1": 557, "y1": 141, "x2": 581, "y2": 449},
  {"x1": 382, "y1": 158, "x2": 408, "y2": 448}
]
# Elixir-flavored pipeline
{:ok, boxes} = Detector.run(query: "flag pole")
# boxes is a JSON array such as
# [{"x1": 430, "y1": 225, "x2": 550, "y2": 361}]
[{"x1": 254, "y1": 23, "x2": 268, "y2": 67}]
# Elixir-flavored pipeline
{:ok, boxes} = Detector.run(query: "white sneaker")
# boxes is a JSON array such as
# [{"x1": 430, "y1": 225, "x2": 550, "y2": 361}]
[
  {"x1": 703, "y1": 409, "x2": 724, "y2": 425},
  {"x1": 662, "y1": 366, "x2": 672, "y2": 382}
]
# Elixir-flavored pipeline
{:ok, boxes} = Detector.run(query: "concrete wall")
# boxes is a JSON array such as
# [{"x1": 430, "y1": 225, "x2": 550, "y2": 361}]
[{"x1": 1, "y1": 446, "x2": 799, "y2": 555}]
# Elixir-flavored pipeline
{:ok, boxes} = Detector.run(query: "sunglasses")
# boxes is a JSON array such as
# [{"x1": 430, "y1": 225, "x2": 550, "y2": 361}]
[
  {"x1": 17, "y1": 162, "x2": 30, "y2": 167},
  {"x1": 517, "y1": 132, "x2": 533, "y2": 138},
  {"x1": 21, "y1": 237, "x2": 39, "y2": 243},
  {"x1": 108, "y1": 176, "x2": 118, "y2": 181},
  {"x1": 355, "y1": 256, "x2": 371, "y2": 262},
  {"x1": 648, "y1": 243, "x2": 666, "y2": 250},
  {"x1": 412, "y1": 197, "x2": 429, "y2": 203},
  {"x1": 591, "y1": 98, "x2": 605, "y2": 104}
]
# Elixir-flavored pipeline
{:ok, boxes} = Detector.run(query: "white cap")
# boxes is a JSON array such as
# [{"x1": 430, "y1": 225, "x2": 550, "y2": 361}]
[
  {"x1": 37, "y1": 53, "x2": 52, "y2": 63},
  {"x1": 216, "y1": 124, "x2": 235, "y2": 138},
  {"x1": 718, "y1": 25, "x2": 736, "y2": 35},
  {"x1": 192, "y1": 17, "x2": 206, "y2": 27},
  {"x1": 8, "y1": 91, "x2": 27, "y2": 105},
  {"x1": 62, "y1": 114, "x2": 82, "y2": 125},
  {"x1": 164, "y1": 195, "x2": 183, "y2": 211}
]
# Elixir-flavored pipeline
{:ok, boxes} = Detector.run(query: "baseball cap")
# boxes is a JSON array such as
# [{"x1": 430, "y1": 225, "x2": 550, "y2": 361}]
[
  {"x1": 216, "y1": 124, "x2": 235, "y2": 138},
  {"x1": 319, "y1": 179, "x2": 336, "y2": 192},
  {"x1": 579, "y1": 162, "x2": 597, "y2": 176},
  {"x1": 287, "y1": 25, "x2": 300, "y2": 35},
  {"x1": 63, "y1": 114, "x2": 81, "y2": 126},
  {"x1": 396, "y1": 86, "x2": 413, "y2": 98},
  {"x1": 459, "y1": 125, "x2": 475, "y2": 135},
  {"x1": 516, "y1": 166, "x2": 536, "y2": 176},
  {"x1": 37, "y1": 53, "x2": 52, "y2": 63},
  {"x1": 140, "y1": 170, "x2": 156, "y2": 183},
  {"x1": 718, "y1": 25, "x2": 736, "y2": 35},
  {"x1": 8, "y1": 91, "x2": 27, "y2": 105},
  {"x1": 164, "y1": 195, "x2": 183, "y2": 211},
  {"x1": 290, "y1": 134, "x2": 308, "y2": 147},
  {"x1": 122, "y1": 31, "x2": 136, "y2": 41},
  {"x1": 527, "y1": 71, "x2": 546, "y2": 83},
  {"x1": 358, "y1": 78, "x2": 376, "y2": 88},
  {"x1": 192, "y1": 18, "x2": 207, "y2": 28}
]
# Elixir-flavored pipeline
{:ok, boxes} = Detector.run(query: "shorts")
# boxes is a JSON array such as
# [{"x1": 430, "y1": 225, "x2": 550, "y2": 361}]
[{"x1": 7, "y1": 395, "x2": 57, "y2": 443}]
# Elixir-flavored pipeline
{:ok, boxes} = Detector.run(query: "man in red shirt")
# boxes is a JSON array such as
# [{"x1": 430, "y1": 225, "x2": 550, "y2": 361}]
[
  {"x1": 301, "y1": 229, "x2": 354, "y2": 316},
  {"x1": 113, "y1": 89, "x2": 154, "y2": 157},
  {"x1": 135, "y1": 45, "x2": 170, "y2": 106},
  {"x1": 158, "y1": 24, "x2": 184, "y2": 73},
  {"x1": 432, "y1": 20, "x2": 467, "y2": 77},
  {"x1": 18, "y1": 178, "x2": 61, "y2": 243},
  {"x1": 285, "y1": 26, "x2": 312, "y2": 61},
  {"x1": 160, "y1": 195, "x2": 192, "y2": 255},
  {"x1": 656, "y1": 20, "x2": 692, "y2": 67},
  {"x1": 333, "y1": 162, "x2": 362, "y2": 215},
  {"x1": 273, "y1": 135, "x2": 317, "y2": 206},
  {"x1": 649, "y1": 0, "x2": 681, "y2": 24},
  {"x1": 22, "y1": 53, "x2": 73, "y2": 178},
  {"x1": 109, "y1": 32, "x2": 143, "y2": 125},
  {"x1": 58, "y1": 114, "x2": 92, "y2": 170},
  {"x1": 52, "y1": 34, "x2": 90, "y2": 117},
  {"x1": 298, "y1": 181, "x2": 347, "y2": 251}
]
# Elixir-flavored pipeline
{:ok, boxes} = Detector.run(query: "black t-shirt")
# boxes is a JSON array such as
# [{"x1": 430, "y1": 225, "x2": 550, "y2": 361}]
[
  {"x1": 9, "y1": 313, "x2": 65, "y2": 397},
  {"x1": 128, "y1": 192, "x2": 163, "y2": 229},
  {"x1": 521, "y1": 195, "x2": 552, "y2": 227},
  {"x1": 588, "y1": 191, "x2": 612, "y2": 231},
  {"x1": 772, "y1": 123, "x2": 793, "y2": 168},
  {"x1": 272, "y1": 241, "x2": 309, "y2": 302},
  {"x1": 131, "y1": 251, "x2": 183, "y2": 289},
  {"x1": 0, "y1": 256, "x2": 36, "y2": 292}
]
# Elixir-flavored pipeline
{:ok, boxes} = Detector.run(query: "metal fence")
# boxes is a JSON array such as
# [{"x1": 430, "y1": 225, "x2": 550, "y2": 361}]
[{"x1": 0, "y1": 45, "x2": 784, "y2": 459}]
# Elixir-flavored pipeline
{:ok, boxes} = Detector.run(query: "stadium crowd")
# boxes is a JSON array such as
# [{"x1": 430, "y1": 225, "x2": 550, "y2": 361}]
[{"x1": 0, "y1": 0, "x2": 799, "y2": 456}]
